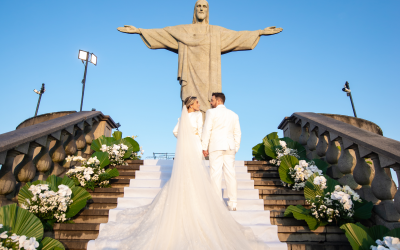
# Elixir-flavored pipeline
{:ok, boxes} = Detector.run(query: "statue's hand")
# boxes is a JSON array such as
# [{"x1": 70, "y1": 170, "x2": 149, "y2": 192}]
[
  {"x1": 117, "y1": 25, "x2": 141, "y2": 34},
  {"x1": 260, "y1": 26, "x2": 283, "y2": 36}
]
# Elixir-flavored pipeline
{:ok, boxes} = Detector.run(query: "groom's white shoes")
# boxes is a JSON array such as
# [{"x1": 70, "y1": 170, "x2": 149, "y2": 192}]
[{"x1": 202, "y1": 99, "x2": 241, "y2": 211}]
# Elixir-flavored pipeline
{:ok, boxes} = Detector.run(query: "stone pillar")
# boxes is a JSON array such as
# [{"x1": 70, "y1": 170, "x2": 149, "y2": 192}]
[
  {"x1": 316, "y1": 133, "x2": 329, "y2": 159},
  {"x1": 392, "y1": 165, "x2": 400, "y2": 214},
  {"x1": 325, "y1": 134, "x2": 343, "y2": 179},
  {"x1": 337, "y1": 142, "x2": 360, "y2": 190},
  {"x1": 49, "y1": 139, "x2": 66, "y2": 177},
  {"x1": 0, "y1": 151, "x2": 18, "y2": 206},
  {"x1": 306, "y1": 128, "x2": 319, "y2": 159},
  {"x1": 34, "y1": 144, "x2": 52, "y2": 181},
  {"x1": 353, "y1": 148, "x2": 379, "y2": 204},
  {"x1": 371, "y1": 154, "x2": 400, "y2": 221},
  {"x1": 75, "y1": 130, "x2": 86, "y2": 157},
  {"x1": 14, "y1": 144, "x2": 37, "y2": 194},
  {"x1": 84, "y1": 125, "x2": 95, "y2": 158}
]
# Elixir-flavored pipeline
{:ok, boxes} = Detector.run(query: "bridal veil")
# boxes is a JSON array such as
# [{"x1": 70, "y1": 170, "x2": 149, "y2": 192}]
[{"x1": 93, "y1": 107, "x2": 269, "y2": 250}]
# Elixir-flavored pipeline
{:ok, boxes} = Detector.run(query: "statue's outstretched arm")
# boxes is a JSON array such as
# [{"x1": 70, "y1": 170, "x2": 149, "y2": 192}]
[
  {"x1": 259, "y1": 26, "x2": 283, "y2": 36},
  {"x1": 117, "y1": 25, "x2": 142, "y2": 34}
]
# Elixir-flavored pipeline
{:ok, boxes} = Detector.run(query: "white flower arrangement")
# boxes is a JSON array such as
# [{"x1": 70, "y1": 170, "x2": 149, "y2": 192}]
[
  {"x1": 281, "y1": 160, "x2": 323, "y2": 191},
  {"x1": 371, "y1": 236, "x2": 400, "y2": 250},
  {"x1": 0, "y1": 225, "x2": 40, "y2": 250},
  {"x1": 269, "y1": 140, "x2": 300, "y2": 166},
  {"x1": 66, "y1": 156, "x2": 112, "y2": 190},
  {"x1": 100, "y1": 144, "x2": 129, "y2": 166},
  {"x1": 20, "y1": 184, "x2": 73, "y2": 223},
  {"x1": 309, "y1": 182, "x2": 361, "y2": 223},
  {"x1": 129, "y1": 146, "x2": 144, "y2": 160}
]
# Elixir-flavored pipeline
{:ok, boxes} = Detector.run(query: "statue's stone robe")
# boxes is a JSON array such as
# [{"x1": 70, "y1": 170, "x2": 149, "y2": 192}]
[{"x1": 139, "y1": 24, "x2": 260, "y2": 112}]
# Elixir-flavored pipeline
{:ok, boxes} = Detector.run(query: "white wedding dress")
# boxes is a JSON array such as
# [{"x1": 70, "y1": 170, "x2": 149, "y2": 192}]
[{"x1": 92, "y1": 107, "x2": 270, "y2": 250}]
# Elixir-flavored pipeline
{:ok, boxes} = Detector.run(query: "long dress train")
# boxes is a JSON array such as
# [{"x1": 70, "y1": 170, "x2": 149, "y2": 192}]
[{"x1": 92, "y1": 107, "x2": 269, "y2": 250}]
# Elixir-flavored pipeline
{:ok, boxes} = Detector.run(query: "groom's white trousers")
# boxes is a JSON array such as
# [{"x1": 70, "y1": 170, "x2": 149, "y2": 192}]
[{"x1": 209, "y1": 150, "x2": 237, "y2": 209}]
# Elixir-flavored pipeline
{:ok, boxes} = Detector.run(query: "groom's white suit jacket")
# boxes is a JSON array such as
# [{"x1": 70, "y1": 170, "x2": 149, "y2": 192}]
[{"x1": 201, "y1": 105, "x2": 241, "y2": 153}]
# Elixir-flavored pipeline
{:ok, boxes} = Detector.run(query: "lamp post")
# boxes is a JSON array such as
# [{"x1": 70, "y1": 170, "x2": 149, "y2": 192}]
[
  {"x1": 115, "y1": 123, "x2": 121, "y2": 131},
  {"x1": 33, "y1": 83, "x2": 46, "y2": 117},
  {"x1": 78, "y1": 50, "x2": 97, "y2": 112},
  {"x1": 342, "y1": 81, "x2": 357, "y2": 118}
]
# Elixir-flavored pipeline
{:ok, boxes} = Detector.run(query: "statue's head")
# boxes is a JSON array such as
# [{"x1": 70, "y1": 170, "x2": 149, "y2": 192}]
[{"x1": 192, "y1": 0, "x2": 209, "y2": 24}]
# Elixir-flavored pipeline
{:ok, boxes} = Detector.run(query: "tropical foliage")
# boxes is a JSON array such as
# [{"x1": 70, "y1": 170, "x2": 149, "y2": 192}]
[
  {"x1": 18, "y1": 175, "x2": 92, "y2": 230},
  {"x1": 0, "y1": 204, "x2": 64, "y2": 250},
  {"x1": 284, "y1": 173, "x2": 373, "y2": 230},
  {"x1": 65, "y1": 153, "x2": 119, "y2": 191},
  {"x1": 279, "y1": 155, "x2": 329, "y2": 191},
  {"x1": 340, "y1": 223, "x2": 400, "y2": 250},
  {"x1": 252, "y1": 132, "x2": 307, "y2": 164},
  {"x1": 91, "y1": 131, "x2": 140, "y2": 166}
]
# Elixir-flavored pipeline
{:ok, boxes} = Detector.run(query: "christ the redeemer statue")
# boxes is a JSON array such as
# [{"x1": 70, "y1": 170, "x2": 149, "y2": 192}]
[{"x1": 118, "y1": 0, "x2": 283, "y2": 115}]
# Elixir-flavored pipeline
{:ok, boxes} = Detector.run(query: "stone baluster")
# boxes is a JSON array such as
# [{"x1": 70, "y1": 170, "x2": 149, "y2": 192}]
[
  {"x1": 49, "y1": 131, "x2": 66, "y2": 177},
  {"x1": 325, "y1": 133, "x2": 343, "y2": 179},
  {"x1": 370, "y1": 154, "x2": 400, "y2": 221},
  {"x1": 316, "y1": 132, "x2": 329, "y2": 160},
  {"x1": 306, "y1": 126, "x2": 319, "y2": 159},
  {"x1": 14, "y1": 144, "x2": 37, "y2": 192},
  {"x1": 84, "y1": 124, "x2": 95, "y2": 158},
  {"x1": 298, "y1": 123, "x2": 310, "y2": 146},
  {"x1": 74, "y1": 122, "x2": 87, "y2": 158},
  {"x1": 392, "y1": 165, "x2": 400, "y2": 214},
  {"x1": 353, "y1": 146, "x2": 379, "y2": 204},
  {"x1": 63, "y1": 126, "x2": 77, "y2": 169},
  {"x1": 336, "y1": 139, "x2": 360, "y2": 190},
  {"x1": 34, "y1": 138, "x2": 53, "y2": 181},
  {"x1": 0, "y1": 151, "x2": 19, "y2": 206}
]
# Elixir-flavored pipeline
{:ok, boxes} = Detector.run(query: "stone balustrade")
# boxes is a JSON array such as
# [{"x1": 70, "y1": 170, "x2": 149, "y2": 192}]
[
  {"x1": 0, "y1": 111, "x2": 117, "y2": 206},
  {"x1": 278, "y1": 112, "x2": 400, "y2": 228}
]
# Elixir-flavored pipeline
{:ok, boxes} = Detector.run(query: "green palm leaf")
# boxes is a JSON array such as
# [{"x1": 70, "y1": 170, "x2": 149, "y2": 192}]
[
  {"x1": 284, "y1": 205, "x2": 321, "y2": 230},
  {"x1": 280, "y1": 137, "x2": 307, "y2": 160},
  {"x1": 304, "y1": 173, "x2": 326, "y2": 201},
  {"x1": 311, "y1": 158, "x2": 329, "y2": 174},
  {"x1": 353, "y1": 200, "x2": 373, "y2": 220},
  {"x1": 46, "y1": 175, "x2": 75, "y2": 191},
  {"x1": 340, "y1": 223, "x2": 375, "y2": 250},
  {"x1": 66, "y1": 186, "x2": 91, "y2": 218},
  {"x1": 323, "y1": 176, "x2": 340, "y2": 195},
  {"x1": 386, "y1": 228, "x2": 400, "y2": 238},
  {"x1": 92, "y1": 151, "x2": 110, "y2": 168},
  {"x1": 112, "y1": 131, "x2": 123, "y2": 140},
  {"x1": 120, "y1": 138, "x2": 133, "y2": 159},
  {"x1": 105, "y1": 168, "x2": 120, "y2": 178},
  {"x1": 263, "y1": 138, "x2": 280, "y2": 159},
  {"x1": 124, "y1": 137, "x2": 140, "y2": 153},
  {"x1": 252, "y1": 143, "x2": 269, "y2": 161},
  {"x1": 18, "y1": 183, "x2": 34, "y2": 206},
  {"x1": 278, "y1": 155, "x2": 298, "y2": 184},
  {"x1": 357, "y1": 223, "x2": 389, "y2": 241},
  {"x1": 91, "y1": 136, "x2": 116, "y2": 152},
  {"x1": 40, "y1": 237, "x2": 65, "y2": 250},
  {"x1": 264, "y1": 132, "x2": 279, "y2": 141},
  {"x1": 0, "y1": 204, "x2": 44, "y2": 241}
]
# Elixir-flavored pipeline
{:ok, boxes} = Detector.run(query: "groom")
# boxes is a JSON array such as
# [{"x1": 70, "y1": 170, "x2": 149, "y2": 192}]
[{"x1": 201, "y1": 93, "x2": 241, "y2": 211}]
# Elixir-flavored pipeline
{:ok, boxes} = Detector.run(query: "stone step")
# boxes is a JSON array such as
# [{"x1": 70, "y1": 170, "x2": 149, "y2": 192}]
[
  {"x1": 129, "y1": 179, "x2": 255, "y2": 189},
  {"x1": 73, "y1": 209, "x2": 109, "y2": 224},
  {"x1": 123, "y1": 187, "x2": 259, "y2": 199},
  {"x1": 113, "y1": 165, "x2": 140, "y2": 172},
  {"x1": 116, "y1": 197, "x2": 264, "y2": 210},
  {"x1": 135, "y1": 171, "x2": 251, "y2": 180},
  {"x1": 259, "y1": 188, "x2": 303, "y2": 195},
  {"x1": 87, "y1": 188, "x2": 124, "y2": 198},
  {"x1": 287, "y1": 242, "x2": 351, "y2": 250},
  {"x1": 139, "y1": 165, "x2": 248, "y2": 173},
  {"x1": 263, "y1": 195, "x2": 306, "y2": 200},
  {"x1": 254, "y1": 180, "x2": 283, "y2": 186},
  {"x1": 264, "y1": 205, "x2": 311, "y2": 212},
  {"x1": 57, "y1": 240, "x2": 88, "y2": 250},
  {"x1": 251, "y1": 173, "x2": 280, "y2": 178},
  {"x1": 264, "y1": 199, "x2": 306, "y2": 206},
  {"x1": 110, "y1": 179, "x2": 130, "y2": 188}
]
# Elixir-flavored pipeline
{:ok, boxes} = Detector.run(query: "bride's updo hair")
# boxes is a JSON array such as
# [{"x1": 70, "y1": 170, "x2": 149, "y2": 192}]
[{"x1": 184, "y1": 96, "x2": 197, "y2": 109}]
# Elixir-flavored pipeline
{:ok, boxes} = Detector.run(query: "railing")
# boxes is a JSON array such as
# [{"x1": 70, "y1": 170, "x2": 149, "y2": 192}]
[
  {"x1": 147, "y1": 153, "x2": 175, "y2": 160},
  {"x1": 278, "y1": 112, "x2": 400, "y2": 227},
  {"x1": 0, "y1": 111, "x2": 117, "y2": 206}
]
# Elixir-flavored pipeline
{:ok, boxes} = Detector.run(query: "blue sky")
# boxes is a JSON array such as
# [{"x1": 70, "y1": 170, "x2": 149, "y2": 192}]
[{"x1": 0, "y1": 0, "x2": 399, "y2": 162}]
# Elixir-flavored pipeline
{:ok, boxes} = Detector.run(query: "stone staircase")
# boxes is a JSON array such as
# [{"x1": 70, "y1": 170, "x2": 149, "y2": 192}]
[
  {"x1": 53, "y1": 160, "x2": 351, "y2": 250},
  {"x1": 247, "y1": 161, "x2": 351, "y2": 250}
]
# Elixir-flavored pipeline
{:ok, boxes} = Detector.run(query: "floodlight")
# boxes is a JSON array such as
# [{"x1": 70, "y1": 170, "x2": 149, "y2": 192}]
[
  {"x1": 33, "y1": 89, "x2": 40, "y2": 94},
  {"x1": 90, "y1": 53, "x2": 97, "y2": 65},
  {"x1": 78, "y1": 50, "x2": 89, "y2": 61}
]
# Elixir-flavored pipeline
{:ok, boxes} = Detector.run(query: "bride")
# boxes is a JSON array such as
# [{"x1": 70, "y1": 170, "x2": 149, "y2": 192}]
[{"x1": 92, "y1": 96, "x2": 269, "y2": 249}]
